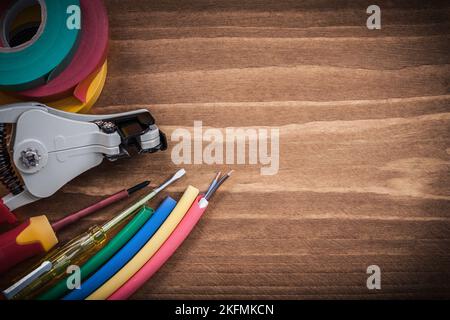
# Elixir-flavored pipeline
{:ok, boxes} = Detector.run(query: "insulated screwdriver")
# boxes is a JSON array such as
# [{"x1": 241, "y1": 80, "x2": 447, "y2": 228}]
[
  {"x1": 3, "y1": 169, "x2": 186, "y2": 299},
  {"x1": 5, "y1": 207, "x2": 153, "y2": 300},
  {"x1": 0, "y1": 181, "x2": 150, "y2": 274}
]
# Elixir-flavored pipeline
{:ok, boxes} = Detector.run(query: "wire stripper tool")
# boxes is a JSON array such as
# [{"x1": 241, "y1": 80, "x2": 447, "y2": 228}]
[{"x1": 0, "y1": 102, "x2": 167, "y2": 224}]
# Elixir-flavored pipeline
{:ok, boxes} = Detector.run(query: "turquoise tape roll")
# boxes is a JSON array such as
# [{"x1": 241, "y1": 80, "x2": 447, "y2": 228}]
[{"x1": 0, "y1": 0, "x2": 80, "y2": 91}]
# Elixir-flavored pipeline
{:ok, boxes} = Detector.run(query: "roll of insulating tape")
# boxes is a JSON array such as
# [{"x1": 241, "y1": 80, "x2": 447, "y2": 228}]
[
  {"x1": 0, "y1": 61, "x2": 107, "y2": 113},
  {"x1": 1, "y1": 3, "x2": 41, "y2": 46},
  {"x1": 0, "y1": 0, "x2": 13, "y2": 43},
  {"x1": 16, "y1": 0, "x2": 109, "y2": 102},
  {"x1": 0, "y1": 1, "x2": 12, "y2": 47},
  {"x1": 10, "y1": 4, "x2": 41, "y2": 31},
  {"x1": 8, "y1": 22, "x2": 40, "y2": 48},
  {"x1": 0, "y1": 0, "x2": 80, "y2": 91},
  {"x1": 50, "y1": 61, "x2": 108, "y2": 113}
]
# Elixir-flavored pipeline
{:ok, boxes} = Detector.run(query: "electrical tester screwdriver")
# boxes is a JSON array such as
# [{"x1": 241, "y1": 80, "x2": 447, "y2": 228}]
[
  {"x1": 0, "y1": 181, "x2": 150, "y2": 274},
  {"x1": 5, "y1": 211, "x2": 148, "y2": 300},
  {"x1": 3, "y1": 169, "x2": 186, "y2": 299}
]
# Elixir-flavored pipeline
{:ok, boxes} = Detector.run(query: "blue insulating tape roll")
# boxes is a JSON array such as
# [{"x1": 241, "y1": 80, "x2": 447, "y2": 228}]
[
  {"x1": 0, "y1": 0, "x2": 81, "y2": 91},
  {"x1": 63, "y1": 197, "x2": 177, "y2": 300}
]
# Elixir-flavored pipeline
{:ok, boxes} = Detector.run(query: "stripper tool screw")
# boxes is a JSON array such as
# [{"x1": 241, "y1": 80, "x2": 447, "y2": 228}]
[{"x1": 20, "y1": 148, "x2": 41, "y2": 168}]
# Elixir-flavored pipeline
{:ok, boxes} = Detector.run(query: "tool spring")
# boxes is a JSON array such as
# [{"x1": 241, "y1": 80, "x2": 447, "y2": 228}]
[{"x1": 0, "y1": 123, "x2": 24, "y2": 195}]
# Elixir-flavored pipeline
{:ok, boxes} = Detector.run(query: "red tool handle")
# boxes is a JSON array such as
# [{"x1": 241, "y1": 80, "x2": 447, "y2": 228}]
[
  {"x1": 51, "y1": 190, "x2": 128, "y2": 232},
  {"x1": 0, "y1": 198, "x2": 17, "y2": 225},
  {"x1": 0, "y1": 217, "x2": 58, "y2": 274},
  {"x1": 0, "y1": 220, "x2": 42, "y2": 273}
]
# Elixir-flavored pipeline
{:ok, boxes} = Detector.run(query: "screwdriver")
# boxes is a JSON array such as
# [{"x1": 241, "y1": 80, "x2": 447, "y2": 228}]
[
  {"x1": 0, "y1": 181, "x2": 150, "y2": 274},
  {"x1": 5, "y1": 207, "x2": 152, "y2": 300},
  {"x1": 3, "y1": 169, "x2": 186, "y2": 299}
]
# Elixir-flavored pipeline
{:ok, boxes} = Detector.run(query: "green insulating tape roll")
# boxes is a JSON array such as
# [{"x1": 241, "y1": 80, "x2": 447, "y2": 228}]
[
  {"x1": 0, "y1": 0, "x2": 81, "y2": 91},
  {"x1": 37, "y1": 206, "x2": 154, "y2": 300}
]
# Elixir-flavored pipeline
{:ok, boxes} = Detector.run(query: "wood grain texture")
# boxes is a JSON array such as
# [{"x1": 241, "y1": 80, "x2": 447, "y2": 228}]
[{"x1": 1, "y1": 0, "x2": 450, "y2": 299}]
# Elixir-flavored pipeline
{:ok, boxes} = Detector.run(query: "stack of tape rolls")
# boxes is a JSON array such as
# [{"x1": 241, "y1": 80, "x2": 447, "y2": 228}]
[{"x1": 0, "y1": 0, "x2": 109, "y2": 113}]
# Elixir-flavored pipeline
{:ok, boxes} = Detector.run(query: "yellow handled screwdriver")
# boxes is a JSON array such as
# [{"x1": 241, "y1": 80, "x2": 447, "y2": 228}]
[
  {"x1": 0, "y1": 181, "x2": 150, "y2": 274},
  {"x1": 3, "y1": 169, "x2": 186, "y2": 299}
]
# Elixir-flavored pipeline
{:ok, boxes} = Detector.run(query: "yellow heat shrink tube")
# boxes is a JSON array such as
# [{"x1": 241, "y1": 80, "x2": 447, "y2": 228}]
[{"x1": 86, "y1": 185, "x2": 200, "y2": 300}]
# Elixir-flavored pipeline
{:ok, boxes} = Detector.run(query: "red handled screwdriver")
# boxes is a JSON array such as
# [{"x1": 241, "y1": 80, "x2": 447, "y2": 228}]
[{"x1": 0, "y1": 181, "x2": 150, "y2": 274}]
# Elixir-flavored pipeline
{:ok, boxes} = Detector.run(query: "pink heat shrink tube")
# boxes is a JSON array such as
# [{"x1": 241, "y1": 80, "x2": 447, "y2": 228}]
[{"x1": 108, "y1": 195, "x2": 208, "y2": 300}]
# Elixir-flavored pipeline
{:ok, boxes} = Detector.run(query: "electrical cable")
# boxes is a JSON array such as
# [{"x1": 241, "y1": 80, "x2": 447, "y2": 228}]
[
  {"x1": 206, "y1": 170, "x2": 233, "y2": 200},
  {"x1": 204, "y1": 171, "x2": 221, "y2": 199},
  {"x1": 2, "y1": 168, "x2": 185, "y2": 298},
  {"x1": 36, "y1": 204, "x2": 153, "y2": 300},
  {"x1": 109, "y1": 195, "x2": 207, "y2": 300},
  {"x1": 85, "y1": 185, "x2": 199, "y2": 300},
  {"x1": 62, "y1": 197, "x2": 177, "y2": 300},
  {"x1": 109, "y1": 172, "x2": 233, "y2": 300},
  {"x1": 3, "y1": 206, "x2": 152, "y2": 300}
]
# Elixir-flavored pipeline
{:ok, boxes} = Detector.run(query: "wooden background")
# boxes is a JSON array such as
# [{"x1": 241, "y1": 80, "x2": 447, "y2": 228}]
[{"x1": 1, "y1": 0, "x2": 450, "y2": 299}]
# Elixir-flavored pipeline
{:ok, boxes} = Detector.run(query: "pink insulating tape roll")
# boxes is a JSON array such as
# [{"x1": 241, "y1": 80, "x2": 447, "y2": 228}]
[{"x1": 15, "y1": 0, "x2": 108, "y2": 102}]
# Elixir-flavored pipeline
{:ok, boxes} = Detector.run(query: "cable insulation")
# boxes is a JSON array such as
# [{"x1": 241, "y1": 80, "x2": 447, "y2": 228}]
[
  {"x1": 86, "y1": 186, "x2": 199, "y2": 300},
  {"x1": 109, "y1": 196, "x2": 208, "y2": 300},
  {"x1": 63, "y1": 198, "x2": 177, "y2": 300},
  {"x1": 37, "y1": 206, "x2": 153, "y2": 300}
]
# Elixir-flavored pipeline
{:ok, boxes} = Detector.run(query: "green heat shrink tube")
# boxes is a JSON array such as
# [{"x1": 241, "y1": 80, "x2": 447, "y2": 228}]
[{"x1": 37, "y1": 206, "x2": 154, "y2": 300}]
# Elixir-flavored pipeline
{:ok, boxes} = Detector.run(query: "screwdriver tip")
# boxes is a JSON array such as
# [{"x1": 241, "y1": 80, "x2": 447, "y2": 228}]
[{"x1": 173, "y1": 168, "x2": 186, "y2": 180}]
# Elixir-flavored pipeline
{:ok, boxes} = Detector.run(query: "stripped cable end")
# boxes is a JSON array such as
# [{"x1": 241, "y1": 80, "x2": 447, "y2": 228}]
[{"x1": 204, "y1": 170, "x2": 233, "y2": 201}]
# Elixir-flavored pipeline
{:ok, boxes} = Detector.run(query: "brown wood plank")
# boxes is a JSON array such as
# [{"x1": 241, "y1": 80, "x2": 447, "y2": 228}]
[{"x1": 0, "y1": 0, "x2": 449, "y2": 300}]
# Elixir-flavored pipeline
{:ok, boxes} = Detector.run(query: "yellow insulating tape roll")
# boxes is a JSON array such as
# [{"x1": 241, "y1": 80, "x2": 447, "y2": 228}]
[
  {"x1": 0, "y1": 61, "x2": 107, "y2": 113},
  {"x1": 86, "y1": 185, "x2": 200, "y2": 300},
  {"x1": 49, "y1": 61, "x2": 107, "y2": 114}
]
